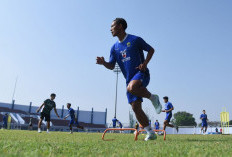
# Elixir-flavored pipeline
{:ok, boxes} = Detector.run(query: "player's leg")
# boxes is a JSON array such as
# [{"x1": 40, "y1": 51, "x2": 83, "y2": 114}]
[
  {"x1": 127, "y1": 80, "x2": 151, "y2": 98},
  {"x1": 127, "y1": 72, "x2": 162, "y2": 114},
  {"x1": 205, "y1": 126, "x2": 207, "y2": 133},
  {"x1": 131, "y1": 100, "x2": 156, "y2": 141},
  {"x1": 131, "y1": 100, "x2": 149, "y2": 128},
  {"x1": 201, "y1": 126, "x2": 204, "y2": 134},
  {"x1": 46, "y1": 121, "x2": 50, "y2": 133},
  {"x1": 163, "y1": 120, "x2": 168, "y2": 130},
  {"x1": 38, "y1": 113, "x2": 44, "y2": 133}
]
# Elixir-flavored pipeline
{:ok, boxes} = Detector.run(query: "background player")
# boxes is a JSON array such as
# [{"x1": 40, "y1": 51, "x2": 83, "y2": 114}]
[
  {"x1": 96, "y1": 18, "x2": 162, "y2": 141},
  {"x1": 154, "y1": 120, "x2": 160, "y2": 131},
  {"x1": 64, "y1": 103, "x2": 84, "y2": 134},
  {"x1": 200, "y1": 110, "x2": 208, "y2": 135},
  {"x1": 36, "y1": 93, "x2": 60, "y2": 133},
  {"x1": 162, "y1": 96, "x2": 174, "y2": 130}
]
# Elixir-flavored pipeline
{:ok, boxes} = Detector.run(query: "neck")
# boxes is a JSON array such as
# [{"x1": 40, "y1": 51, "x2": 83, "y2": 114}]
[{"x1": 117, "y1": 32, "x2": 127, "y2": 42}]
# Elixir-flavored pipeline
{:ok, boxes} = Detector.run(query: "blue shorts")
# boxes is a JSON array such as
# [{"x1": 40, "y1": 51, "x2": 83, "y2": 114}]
[
  {"x1": 127, "y1": 71, "x2": 150, "y2": 104},
  {"x1": 202, "y1": 123, "x2": 208, "y2": 127},
  {"x1": 69, "y1": 119, "x2": 79, "y2": 127},
  {"x1": 165, "y1": 113, "x2": 172, "y2": 122},
  {"x1": 155, "y1": 127, "x2": 159, "y2": 130}
]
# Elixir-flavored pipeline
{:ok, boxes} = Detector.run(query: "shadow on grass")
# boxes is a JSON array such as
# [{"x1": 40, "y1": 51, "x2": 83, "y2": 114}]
[
  {"x1": 102, "y1": 139, "x2": 115, "y2": 141},
  {"x1": 186, "y1": 139, "x2": 230, "y2": 142}
]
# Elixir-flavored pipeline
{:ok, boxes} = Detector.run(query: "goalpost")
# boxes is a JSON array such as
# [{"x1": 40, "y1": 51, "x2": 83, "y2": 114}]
[{"x1": 220, "y1": 108, "x2": 230, "y2": 135}]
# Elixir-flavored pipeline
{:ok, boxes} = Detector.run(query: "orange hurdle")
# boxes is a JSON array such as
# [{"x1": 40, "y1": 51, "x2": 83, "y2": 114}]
[
  {"x1": 102, "y1": 128, "x2": 166, "y2": 141},
  {"x1": 136, "y1": 129, "x2": 166, "y2": 140},
  {"x1": 102, "y1": 128, "x2": 138, "y2": 141}
]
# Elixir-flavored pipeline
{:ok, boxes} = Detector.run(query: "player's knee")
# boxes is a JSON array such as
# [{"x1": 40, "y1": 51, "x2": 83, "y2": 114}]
[{"x1": 127, "y1": 84, "x2": 137, "y2": 94}]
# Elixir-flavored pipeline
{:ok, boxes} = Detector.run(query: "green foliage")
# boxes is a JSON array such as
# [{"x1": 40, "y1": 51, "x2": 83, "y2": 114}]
[
  {"x1": 1, "y1": 130, "x2": 232, "y2": 156},
  {"x1": 172, "y1": 111, "x2": 197, "y2": 126},
  {"x1": 229, "y1": 120, "x2": 232, "y2": 125}
]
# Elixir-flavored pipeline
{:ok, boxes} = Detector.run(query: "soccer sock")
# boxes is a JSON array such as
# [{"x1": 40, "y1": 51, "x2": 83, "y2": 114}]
[{"x1": 144, "y1": 126, "x2": 153, "y2": 134}]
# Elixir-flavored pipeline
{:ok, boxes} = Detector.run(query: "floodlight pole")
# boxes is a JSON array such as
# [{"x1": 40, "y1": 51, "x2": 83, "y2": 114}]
[{"x1": 113, "y1": 64, "x2": 121, "y2": 118}]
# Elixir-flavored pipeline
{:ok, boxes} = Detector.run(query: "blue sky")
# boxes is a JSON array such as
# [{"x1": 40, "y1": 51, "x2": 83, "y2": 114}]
[{"x1": 0, "y1": 0, "x2": 232, "y2": 124}]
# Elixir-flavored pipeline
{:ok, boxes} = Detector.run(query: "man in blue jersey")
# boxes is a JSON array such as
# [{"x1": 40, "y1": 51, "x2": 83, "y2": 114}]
[
  {"x1": 200, "y1": 110, "x2": 208, "y2": 135},
  {"x1": 162, "y1": 96, "x2": 174, "y2": 130},
  {"x1": 3, "y1": 113, "x2": 8, "y2": 129},
  {"x1": 154, "y1": 120, "x2": 160, "y2": 130},
  {"x1": 64, "y1": 103, "x2": 83, "y2": 134},
  {"x1": 96, "y1": 18, "x2": 162, "y2": 141},
  {"x1": 112, "y1": 117, "x2": 117, "y2": 128}
]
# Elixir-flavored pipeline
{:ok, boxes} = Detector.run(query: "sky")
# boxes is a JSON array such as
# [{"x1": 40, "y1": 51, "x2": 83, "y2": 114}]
[{"x1": 0, "y1": 0, "x2": 232, "y2": 125}]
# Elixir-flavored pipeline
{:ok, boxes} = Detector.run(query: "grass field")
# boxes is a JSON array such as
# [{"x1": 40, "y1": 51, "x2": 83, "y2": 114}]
[{"x1": 0, "y1": 130, "x2": 232, "y2": 157}]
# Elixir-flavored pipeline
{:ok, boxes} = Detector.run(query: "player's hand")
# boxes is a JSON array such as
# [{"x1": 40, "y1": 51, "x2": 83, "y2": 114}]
[
  {"x1": 36, "y1": 109, "x2": 40, "y2": 113},
  {"x1": 162, "y1": 110, "x2": 166, "y2": 112},
  {"x1": 136, "y1": 63, "x2": 147, "y2": 71},
  {"x1": 63, "y1": 117, "x2": 66, "y2": 120},
  {"x1": 96, "y1": 56, "x2": 105, "y2": 65}
]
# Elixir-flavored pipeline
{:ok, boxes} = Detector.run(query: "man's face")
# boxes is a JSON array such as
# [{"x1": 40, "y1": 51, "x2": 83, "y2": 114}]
[
  {"x1": 111, "y1": 21, "x2": 121, "y2": 37},
  {"x1": 67, "y1": 104, "x2": 70, "y2": 109},
  {"x1": 164, "y1": 99, "x2": 168, "y2": 103},
  {"x1": 203, "y1": 110, "x2": 206, "y2": 114},
  {"x1": 51, "y1": 95, "x2": 56, "y2": 100}
]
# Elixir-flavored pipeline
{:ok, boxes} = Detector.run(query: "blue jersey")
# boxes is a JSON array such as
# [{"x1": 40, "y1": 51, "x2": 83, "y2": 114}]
[
  {"x1": 200, "y1": 114, "x2": 207, "y2": 124},
  {"x1": 3, "y1": 115, "x2": 7, "y2": 124},
  {"x1": 155, "y1": 122, "x2": 159, "y2": 128},
  {"x1": 118, "y1": 121, "x2": 123, "y2": 128},
  {"x1": 68, "y1": 108, "x2": 75, "y2": 119},
  {"x1": 165, "y1": 102, "x2": 173, "y2": 115},
  {"x1": 112, "y1": 118, "x2": 117, "y2": 126},
  {"x1": 109, "y1": 34, "x2": 152, "y2": 84}
]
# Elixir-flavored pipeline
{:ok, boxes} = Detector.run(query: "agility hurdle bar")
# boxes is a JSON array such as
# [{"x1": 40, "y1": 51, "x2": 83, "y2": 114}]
[
  {"x1": 135, "y1": 129, "x2": 166, "y2": 140},
  {"x1": 102, "y1": 128, "x2": 138, "y2": 141}
]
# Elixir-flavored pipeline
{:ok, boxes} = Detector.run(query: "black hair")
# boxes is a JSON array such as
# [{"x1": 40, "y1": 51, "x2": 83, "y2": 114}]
[
  {"x1": 51, "y1": 93, "x2": 56, "y2": 97},
  {"x1": 163, "y1": 96, "x2": 169, "y2": 100},
  {"x1": 114, "y1": 18, "x2": 127, "y2": 30},
  {"x1": 203, "y1": 110, "x2": 205, "y2": 111},
  {"x1": 67, "y1": 103, "x2": 71, "y2": 106}
]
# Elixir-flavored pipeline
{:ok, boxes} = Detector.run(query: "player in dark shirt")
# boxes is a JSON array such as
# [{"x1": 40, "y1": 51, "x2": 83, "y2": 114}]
[{"x1": 37, "y1": 93, "x2": 60, "y2": 133}]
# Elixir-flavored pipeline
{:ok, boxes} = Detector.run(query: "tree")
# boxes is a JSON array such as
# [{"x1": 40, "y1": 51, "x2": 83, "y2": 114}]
[
  {"x1": 171, "y1": 111, "x2": 197, "y2": 127},
  {"x1": 229, "y1": 120, "x2": 232, "y2": 125}
]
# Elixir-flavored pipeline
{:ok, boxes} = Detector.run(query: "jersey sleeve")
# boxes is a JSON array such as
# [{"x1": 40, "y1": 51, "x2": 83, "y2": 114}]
[
  {"x1": 109, "y1": 45, "x2": 116, "y2": 65},
  {"x1": 53, "y1": 102, "x2": 56, "y2": 108},
  {"x1": 136, "y1": 37, "x2": 152, "y2": 52}
]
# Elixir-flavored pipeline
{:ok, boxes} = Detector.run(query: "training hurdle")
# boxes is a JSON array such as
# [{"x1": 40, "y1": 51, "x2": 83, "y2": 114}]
[
  {"x1": 102, "y1": 128, "x2": 166, "y2": 141},
  {"x1": 136, "y1": 129, "x2": 166, "y2": 140},
  {"x1": 102, "y1": 128, "x2": 138, "y2": 140}
]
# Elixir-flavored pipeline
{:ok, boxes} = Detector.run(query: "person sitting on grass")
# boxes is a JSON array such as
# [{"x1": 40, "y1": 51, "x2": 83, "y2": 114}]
[
  {"x1": 64, "y1": 103, "x2": 84, "y2": 134},
  {"x1": 162, "y1": 96, "x2": 174, "y2": 130},
  {"x1": 36, "y1": 93, "x2": 60, "y2": 133}
]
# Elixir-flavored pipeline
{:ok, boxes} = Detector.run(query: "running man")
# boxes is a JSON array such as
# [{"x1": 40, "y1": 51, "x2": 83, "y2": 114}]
[
  {"x1": 64, "y1": 103, "x2": 84, "y2": 134},
  {"x1": 154, "y1": 120, "x2": 160, "y2": 130},
  {"x1": 162, "y1": 96, "x2": 174, "y2": 130},
  {"x1": 200, "y1": 110, "x2": 208, "y2": 135},
  {"x1": 36, "y1": 93, "x2": 60, "y2": 133},
  {"x1": 96, "y1": 18, "x2": 162, "y2": 141}
]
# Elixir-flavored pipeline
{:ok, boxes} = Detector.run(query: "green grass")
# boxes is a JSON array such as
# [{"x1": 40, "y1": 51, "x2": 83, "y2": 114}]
[{"x1": 0, "y1": 130, "x2": 232, "y2": 157}]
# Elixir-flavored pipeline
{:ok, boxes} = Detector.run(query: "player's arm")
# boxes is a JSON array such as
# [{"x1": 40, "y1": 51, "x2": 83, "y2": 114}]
[
  {"x1": 63, "y1": 114, "x2": 70, "y2": 120},
  {"x1": 36, "y1": 103, "x2": 45, "y2": 113},
  {"x1": 54, "y1": 107, "x2": 60, "y2": 118},
  {"x1": 96, "y1": 57, "x2": 115, "y2": 70}
]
